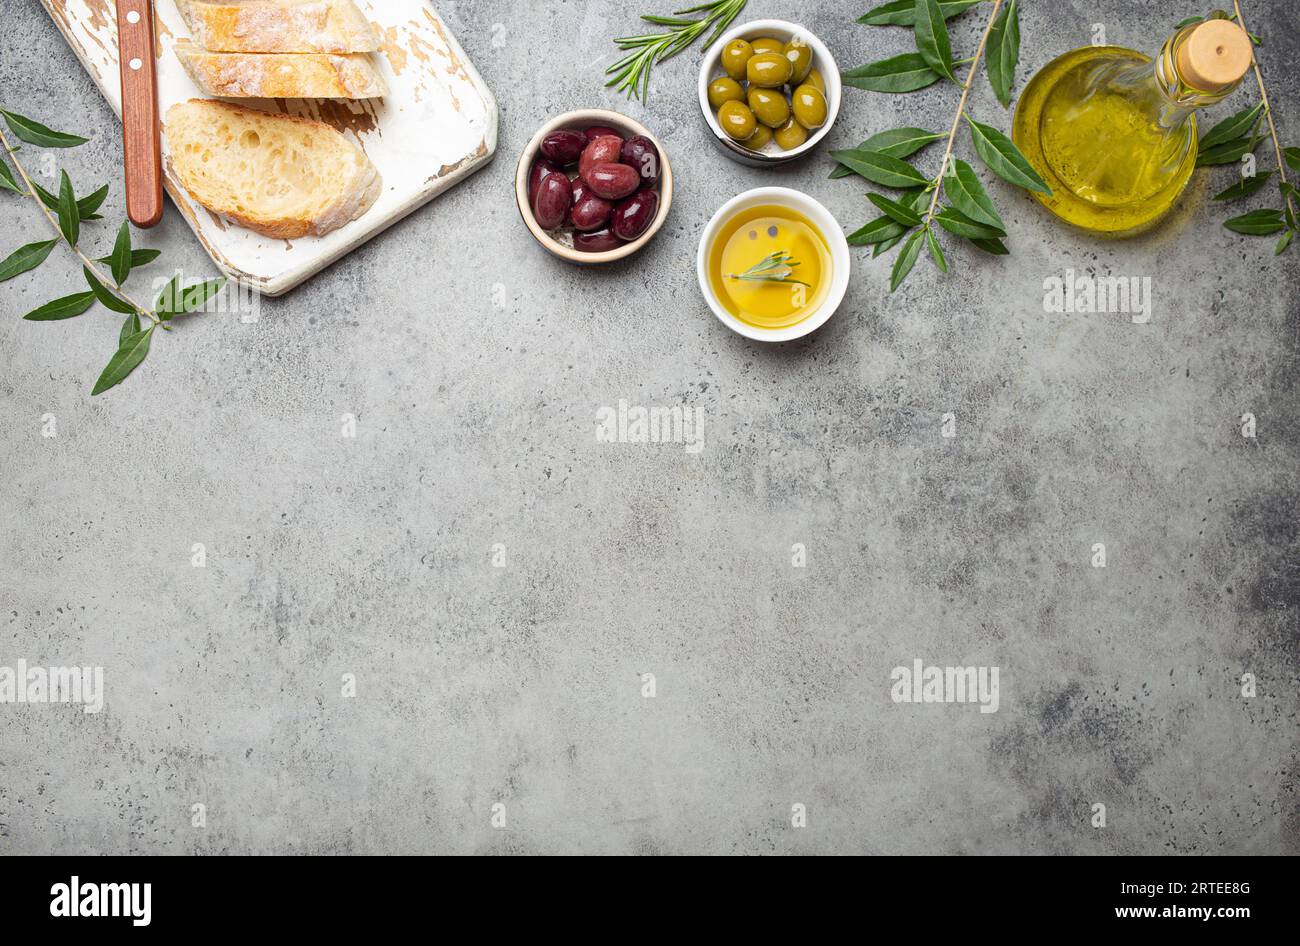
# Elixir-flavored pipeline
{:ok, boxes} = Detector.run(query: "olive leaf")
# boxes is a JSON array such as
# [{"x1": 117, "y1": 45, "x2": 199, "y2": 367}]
[
  {"x1": 1223, "y1": 208, "x2": 1285, "y2": 235},
  {"x1": 890, "y1": 227, "x2": 927, "y2": 291},
  {"x1": 92, "y1": 326, "x2": 153, "y2": 396},
  {"x1": 0, "y1": 239, "x2": 57, "y2": 282},
  {"x1": 0, "y1": 109, "x2": 88, "y2": 148},
  {"x1": 867, "y1": 191, "x2": 924, "y2": 227},
  {"x1": 154, "y1": 275, "x2": 226, "y2": 320},
  {"x1": 943, "y1": 159, "x2": 1005, "y2": 232},
  {"x1": 967, "y1": 116, "x2": 1051, "y2": 193},
  {"x1": 830, "y1": 127, "x2": 942, "y2": 178},
  {"x1": 827, "y1": 148, "x2": 928, "y2": 187},
  {"x1": 74, "y1": 184, "x2": 108, "y2": 221},
  {"x1": 1198, "y1": 102, "x2": 1267, "y2": 152},
  {"x1": 83, "y1": 266, "x2": 137, "y2": 314},
  {"x1": 110, "y1": 221, "x2": 133, "y2": 286},
  {"x1": 858, "y1": 0, "x2": 983, "y2": 27},
  {"x1": 22, "y1": 291, "x2": 96, "y2": 321},
  {"x1": 985, "y1": 0, "x2": 1019, "y2": 108},
  {"x1": 56, "y1": 170, "x2": 79, "y2": 246},
  {"x1": 95, "y1": 247, "x2": 161, "y2": 268},
  {"x1": 179, "y1": 278, "x2": 226, "y2": 314},
  {"x1": 913, "y1": 0, "x2": 956, "y2": 82},
  {"x1": 970, "y1": 237, "x2": 1010, "y2": 254},
  {"x1": 848, "y1": 189, "x2": 929, "y2": 245},
  {"x1": 1196, "y1": 137, "x2": 1258, "y2": 167},
  {"x1": 848, "y1": 215, "x2": 911, "y2": 246},
  {"x1": 119, "y1": 311, "x2": 141, "y2": 345},
  {"x1": 934, "y1": 206, "x2": 1005, "y2": 240},
  {"x1": 30, "y1": 178, "x2": 107, "y2": 220},
  {"x1": 1212, "y1": 170, "x2": 1272, "y2": 201},
  {"x1": 842, "y1": 53, "x2": 942, "y2": 92},
  {"x1": 925, "y1": 227, "x2": 948, "y2": 272},
  {"x1": 1275, "y1": 230, "x2": 1294, "y2": 255},
  {"x1": 1284, "y1": 147, "x2": 1300, "y2": 175},
  {"x1": 0, "y1": 157, "x2": 21, "y2": 194}
]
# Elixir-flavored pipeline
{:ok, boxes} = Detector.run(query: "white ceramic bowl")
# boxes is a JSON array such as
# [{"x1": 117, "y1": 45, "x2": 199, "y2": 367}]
[
  {"x1": 698, "y1": 19, "x2": 842, "y2": 167},
  {"x1": 697, "y1": 187, "x2": 851, "y2": 343}
]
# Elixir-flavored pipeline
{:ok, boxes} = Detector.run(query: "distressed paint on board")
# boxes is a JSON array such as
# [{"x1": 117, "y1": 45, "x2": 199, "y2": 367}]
[{"x1": 42, "y1": 0, "x2": 499, "y2": 296}]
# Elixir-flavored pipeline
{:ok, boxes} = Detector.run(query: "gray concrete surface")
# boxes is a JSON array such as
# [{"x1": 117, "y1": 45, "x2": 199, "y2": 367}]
[{"x1": 1, "y1": 0, "x2": 1297, "y2": 855}]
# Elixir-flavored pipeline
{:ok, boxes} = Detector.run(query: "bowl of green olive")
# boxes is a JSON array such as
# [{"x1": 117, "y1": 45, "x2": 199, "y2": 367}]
[{"x1": 698, "y1": 19, "x2": 840, "y2": 167}]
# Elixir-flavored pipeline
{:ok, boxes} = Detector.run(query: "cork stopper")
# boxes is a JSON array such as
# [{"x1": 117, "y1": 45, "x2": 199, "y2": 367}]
[{"x1": 1176, "y1": 19, "x2": 1252, "y2": 92}]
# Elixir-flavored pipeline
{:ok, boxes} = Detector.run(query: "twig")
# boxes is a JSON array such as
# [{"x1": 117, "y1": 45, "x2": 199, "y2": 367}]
[
  {"x1": 925, "y1": 0, "x2": 1005, "y2": 223},
  {"x1": 1232, "y1": 0, "x2": 1294, "y2": 220},
  {"x1": 0, "y1": 125, "x2": 158, "y2": 324}
]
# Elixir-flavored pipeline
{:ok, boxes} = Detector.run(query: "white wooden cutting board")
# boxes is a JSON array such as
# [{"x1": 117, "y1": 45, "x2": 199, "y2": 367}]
[{"x1": 43, "y1": 0, "x2": 498, "y2": 296}]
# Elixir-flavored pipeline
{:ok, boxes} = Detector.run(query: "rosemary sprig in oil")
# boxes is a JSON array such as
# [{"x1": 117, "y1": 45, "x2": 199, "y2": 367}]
[
  {"x1": 727, "y1": 250, "x2": 811, "y2": 287},
  {"x1": 606, "y1": 0, "x2": 748, "y2": 103}
]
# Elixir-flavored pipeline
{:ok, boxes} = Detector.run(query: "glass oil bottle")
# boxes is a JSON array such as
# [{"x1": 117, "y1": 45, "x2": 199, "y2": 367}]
[{"x1": 1012, "y1": 17, "x2": 1253, "y2": 234}]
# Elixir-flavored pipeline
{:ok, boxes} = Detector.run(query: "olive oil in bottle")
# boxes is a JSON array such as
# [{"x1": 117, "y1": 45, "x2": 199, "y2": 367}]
[{"x1": 1012, "y1": 18, "x2": 1253, "y2": 234}]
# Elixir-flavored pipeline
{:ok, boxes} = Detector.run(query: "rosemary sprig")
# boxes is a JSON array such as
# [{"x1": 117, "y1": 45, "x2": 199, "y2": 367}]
[
  {"x1": 0, "y1": 108, "x2": 226, "y2": 395},
  {"x1": 727, "y1": 250, "x2": 811, "y2": 287},
  {"x1": 606, "y1": 0, "x2": 748, "y2": 103}
]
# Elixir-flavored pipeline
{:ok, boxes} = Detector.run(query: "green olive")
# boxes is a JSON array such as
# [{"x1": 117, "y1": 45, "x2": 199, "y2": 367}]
[
  {"x1": 708, "y1": 76, "x2": 745, "y2": 110},
  {"x1": 742, "y1": 124, "x2": 773, "y2": 151},
  {"x1": 746, "y1": 52, "x2": 793, "y2": 88},
  {"x1": 750, "y1": 37, "x2": 784, "y2": 56},
  {"x1": 717, "y1": 100, "x2": 758, "y2": 141},
  {"x1": 774, "y1": 117, "x2": 809, "y2": 151},
  {"x1": 804, "y1": 69, "x2": 826, "y2": 94},
  {"x1": 783, "y1": 38, "x2": 814, "y2": 85},
  {"x1": 720, "y1": 39, "x2": 754, "y2": 82},
  {"x1": 791, "y1": 84, "x2": 828, "y2": 129},
  {"x1": 747, "y1": 86, "x2": 790, "y2": 129}
]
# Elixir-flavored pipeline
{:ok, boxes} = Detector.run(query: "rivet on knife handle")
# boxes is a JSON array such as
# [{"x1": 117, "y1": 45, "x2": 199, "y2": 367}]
[{"x1": 116, "y1": 0, "x2": 163, "y2": 228}]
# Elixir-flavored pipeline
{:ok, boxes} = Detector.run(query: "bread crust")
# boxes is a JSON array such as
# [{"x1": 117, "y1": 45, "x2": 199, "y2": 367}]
[
  {"x1": 164, "y1": 99, "x2": 382, "y2": 239},
  {"x1": 174, "y1": 39, "x2": 387, "y2": 99},
  {"x1": 175, "y1": 0, "x2": 382, "y2": 54}
]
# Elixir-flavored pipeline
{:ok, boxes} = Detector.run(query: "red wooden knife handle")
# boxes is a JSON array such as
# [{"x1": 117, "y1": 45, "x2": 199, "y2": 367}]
[{"x1": 115, "y1": 0, "x2": 163, "y2": 228}]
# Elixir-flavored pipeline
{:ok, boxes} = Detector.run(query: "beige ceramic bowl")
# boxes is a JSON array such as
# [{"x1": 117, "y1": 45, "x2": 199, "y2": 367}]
[{"x1": 515, "y1": 109, "x2": 674, "y2": 264}]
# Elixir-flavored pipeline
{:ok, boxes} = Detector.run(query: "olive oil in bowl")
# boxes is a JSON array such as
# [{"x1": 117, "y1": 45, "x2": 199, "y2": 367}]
[
  {"x1": 1012, "y1": 18, "x2": 1252, "y2": 234},
  {"x1": 707, "y1": 204, "x2": 831, "y2": 329}
]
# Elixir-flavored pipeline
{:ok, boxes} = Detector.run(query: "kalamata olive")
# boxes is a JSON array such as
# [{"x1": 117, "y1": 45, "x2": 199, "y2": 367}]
[
  {"x1": 532, "y1": 172, "x2": 572, "y2": 230},
  {"x1": 540, "y1": 129, "x2": 586, "y2": 165},
  {"x1": 579, "y1": 135, "x2": 625, "y2": 184},
  {"x1": 611, "y1": 187, "x2": 659, "y2": 241},
  {"x1": 587, "y1": 162, "x2": 640, "y2": 200},
  {"x1": 564, "y1": 180, "x2": 587, "y2": 228},
  {"x1": 528, "y1": 158, "x2": 560, "y2": 204},
  {"x1": 574, "y1": 228, "x2": 625, "y2": 253},
  {"x1": 620, "y1": 135, "x2": 660, "y2": 184},
  {"x1": 584, "y1": 125, "x2": 622, "y2": 143},
  {"x1": 570, "y1": 192, "x2": 613, "y2": 232}
]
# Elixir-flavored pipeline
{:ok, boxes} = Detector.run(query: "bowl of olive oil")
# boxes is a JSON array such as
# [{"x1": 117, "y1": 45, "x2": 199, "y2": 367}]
[{"x1": 697, "y1": 187, "x2": 849, "y2": 341}]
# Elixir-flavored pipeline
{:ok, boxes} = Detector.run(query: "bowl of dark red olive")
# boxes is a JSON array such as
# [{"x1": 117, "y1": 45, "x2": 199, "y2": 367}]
[{"x1": 516, "y1": 109, "x2": 673, "y2": 264}]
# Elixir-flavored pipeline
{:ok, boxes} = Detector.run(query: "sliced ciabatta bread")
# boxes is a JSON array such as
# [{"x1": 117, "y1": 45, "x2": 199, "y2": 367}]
[
  {"x1": 174, "y1": 39, "x2": 387, "y2": 99},
  {"x1": 175, "y1": 0, "x2": 381, "y2": 54},
  {"x1": 165, "y1": 99, "x2": 382, "y2": 239}
]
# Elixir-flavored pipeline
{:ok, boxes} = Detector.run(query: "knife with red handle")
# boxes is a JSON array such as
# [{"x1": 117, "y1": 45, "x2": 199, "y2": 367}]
[{"x1": 115, "y1": 0, "x2": 163, "y2": 228}]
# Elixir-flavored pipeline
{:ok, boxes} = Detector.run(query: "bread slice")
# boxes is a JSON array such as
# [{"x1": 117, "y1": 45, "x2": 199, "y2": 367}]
[
  {"x1": 174, "y1": 39, "x2": 387, "y2": 99},
  {"x1": 165, "y1": 99, "x2": 382, "y2": 239},
  {"x1": 175, "y1": 0, "x2": 382, "y2": 54}
]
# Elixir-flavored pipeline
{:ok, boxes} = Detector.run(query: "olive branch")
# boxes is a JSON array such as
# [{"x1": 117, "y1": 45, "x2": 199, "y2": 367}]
[
  {"x1": 1193, "y1": 3, "x2": 1298, "y2": 255},
  {"x1": 0, "y1": 108, "x2": 225, "y2": 395},
  {"x1": 834, "y1": 0, "x2": 1050, "y2": 292}
]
